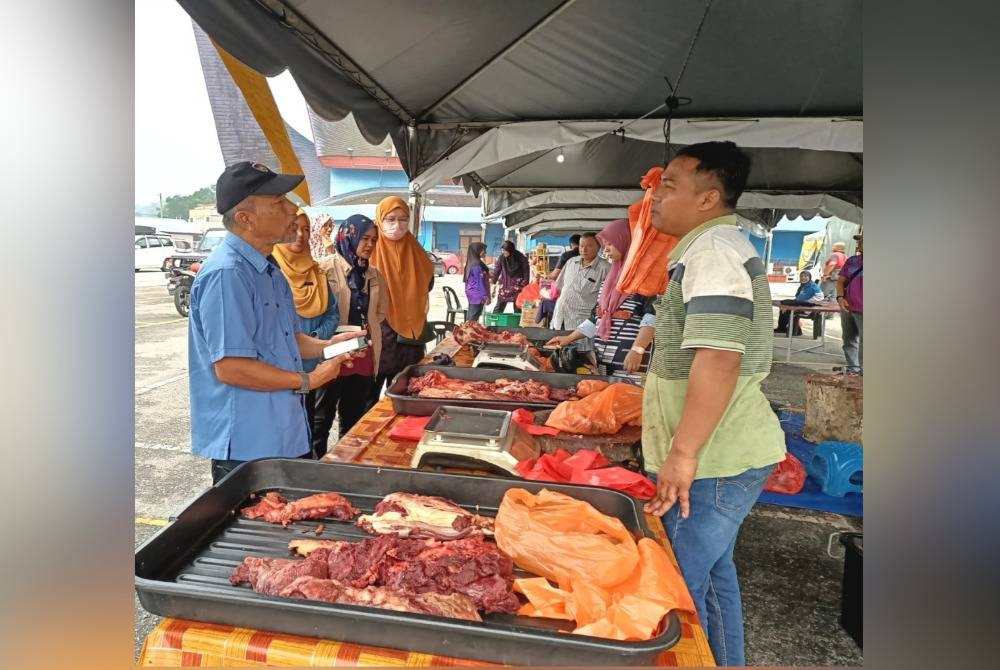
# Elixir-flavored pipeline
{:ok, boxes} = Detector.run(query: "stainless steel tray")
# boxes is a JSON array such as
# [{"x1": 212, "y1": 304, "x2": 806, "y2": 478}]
[
  {"x1": 424, "y1": 405, "x2": 512, "y2": 440},
  {"x1": 387, "y1": 364, "x2": 636, "y2": 416}
]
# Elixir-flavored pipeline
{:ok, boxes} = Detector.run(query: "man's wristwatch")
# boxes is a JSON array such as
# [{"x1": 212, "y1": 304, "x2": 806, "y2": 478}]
[
  {"x1": 294, "y1": 371, "x2": 310, "y2": 394},
  {"x1": 630, "y1": 345, "x2": 646, "y2": 355}
]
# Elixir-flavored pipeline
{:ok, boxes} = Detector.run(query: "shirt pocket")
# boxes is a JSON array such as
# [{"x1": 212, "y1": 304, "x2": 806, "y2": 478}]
[{"x1": 256, "y1": 294, "x2": 294, "y2": 365}]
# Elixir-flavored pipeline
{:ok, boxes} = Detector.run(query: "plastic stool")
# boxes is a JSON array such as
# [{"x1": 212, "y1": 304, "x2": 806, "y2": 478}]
[{"x1": 807, "y1": 441, "x2": 863, "y2": 497}]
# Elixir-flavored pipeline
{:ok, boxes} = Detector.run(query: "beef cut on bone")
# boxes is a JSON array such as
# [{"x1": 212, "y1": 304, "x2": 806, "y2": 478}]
[{"x1": 356, "y1": 492, "x2": 494, "y2": 539}]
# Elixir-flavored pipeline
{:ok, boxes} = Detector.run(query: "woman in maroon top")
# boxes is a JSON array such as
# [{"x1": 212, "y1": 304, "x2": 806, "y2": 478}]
[{"x1": 490, "y1": 241, "x2": 530, "y2": 314}]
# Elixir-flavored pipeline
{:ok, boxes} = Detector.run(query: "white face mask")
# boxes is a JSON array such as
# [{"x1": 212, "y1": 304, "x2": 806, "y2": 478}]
[{"x1": 380, "y1": 219, "x2": 408, "y2": 241}]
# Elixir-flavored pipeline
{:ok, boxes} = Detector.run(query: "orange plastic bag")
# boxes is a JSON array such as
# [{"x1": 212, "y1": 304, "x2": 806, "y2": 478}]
[
  {"x1": 495, "y1": 488, "x2": 638, "y2": 588},
  {"x1": 544, "y1": 383, "x2": 643, "y2": 434},
  {"x1": 494, "y1": 489, "x2": 695, "y2": 640},
  {"x1": 617, "y1": 166, "x2": 680, "y2": 297},
  {"x1": 575, "y1": 379, "x2": 609, "y2": 397}
]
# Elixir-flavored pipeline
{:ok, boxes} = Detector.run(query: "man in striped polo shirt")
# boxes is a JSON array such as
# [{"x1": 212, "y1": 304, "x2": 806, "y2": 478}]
[{"x1": 642, "y1": 141, "x2": 786, "y2": 666}]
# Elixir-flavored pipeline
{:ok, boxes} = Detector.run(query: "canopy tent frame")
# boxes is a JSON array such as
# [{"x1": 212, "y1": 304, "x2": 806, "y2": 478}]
[{"x1": 177, "y1": 0, "x2": 862, "y2": 235}]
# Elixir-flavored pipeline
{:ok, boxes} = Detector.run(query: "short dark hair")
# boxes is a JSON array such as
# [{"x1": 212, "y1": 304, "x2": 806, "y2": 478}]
[
  {"x1": 675, "y1": 141, "x2": 751, "y2": 209},
  {"x1": 580, "y1": 232, "x2": 598, "y2": 241},
  {"x1": 569, "y1": 234, "x2": 581, "y2": 246}
]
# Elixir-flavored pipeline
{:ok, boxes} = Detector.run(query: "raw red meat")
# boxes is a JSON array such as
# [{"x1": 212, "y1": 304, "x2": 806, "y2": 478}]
[
  {"x1": 229, "y1": 553, "x2": 329, "y2": 595},
  {"x1": 289, "y1": 535, "x2": 519, "y2": 614},
  {"x1": 357, "y1": 492, "x2": 495, "y2": 539},
  {"x1": 278, "y1": 576, "x2": 482, "y2": 622},
  {"x1": 406, "y1": 370, "x2": 576, "y2": 404},
  {"x1": 452, "y1": 320, "x2": 528, "y2": 346},
  {"x1": 241, "y1": 491, "x2": 359, "y2": 526}
]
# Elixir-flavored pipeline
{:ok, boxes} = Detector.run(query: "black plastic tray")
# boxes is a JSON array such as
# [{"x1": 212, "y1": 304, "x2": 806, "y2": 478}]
[
  {"x1": 135, "y1": 460, "x2": 681, "y2": 666},
  {"x1": 386, "y1": 364, "x2": 637, "y2": 416}
]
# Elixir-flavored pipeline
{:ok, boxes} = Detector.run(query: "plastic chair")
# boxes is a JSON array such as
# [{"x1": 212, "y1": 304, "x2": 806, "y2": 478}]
[
  {"x1": 807, "y1": 441, "x2": 863, "y2": 497},
  {"x1": 442, "y1": 286, "x2": 467, "y2": 325},
  {"x1": 426, "y1": 320, "x2": 454, "y2": 344}
]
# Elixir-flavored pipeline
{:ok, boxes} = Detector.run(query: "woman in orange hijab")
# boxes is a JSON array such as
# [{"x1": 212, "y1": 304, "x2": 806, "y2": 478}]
[{"x1": 368, "y1": 196, "x2": 436, "y2": 402}]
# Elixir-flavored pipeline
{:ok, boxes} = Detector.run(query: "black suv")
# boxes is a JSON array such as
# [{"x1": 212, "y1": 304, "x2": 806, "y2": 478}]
[{"x1": 161, "y1": 228, "x2": 226, "y2": 275}]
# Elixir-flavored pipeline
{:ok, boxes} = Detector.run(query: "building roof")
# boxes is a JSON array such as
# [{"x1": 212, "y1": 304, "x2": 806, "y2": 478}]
[{"x1": 192, "y1": 20, "x2": 330, "y2": 204}]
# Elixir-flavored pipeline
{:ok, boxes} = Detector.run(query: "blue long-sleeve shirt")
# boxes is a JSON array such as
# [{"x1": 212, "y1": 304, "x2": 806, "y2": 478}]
[
  {"x1": 295, "y1": 292, "x2": 340, "y2": 372},
  {"x1": 795, "y1": 281, "x2": 825, "y2": 303}
]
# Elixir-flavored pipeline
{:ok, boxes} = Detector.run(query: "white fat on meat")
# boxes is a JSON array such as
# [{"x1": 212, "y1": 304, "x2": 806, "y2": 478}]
[{"x1": 356, "y1": 492, "x2": 495, "y2": 539}]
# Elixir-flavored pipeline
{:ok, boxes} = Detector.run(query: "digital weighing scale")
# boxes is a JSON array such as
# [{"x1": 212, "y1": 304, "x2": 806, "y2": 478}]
[
  {"x1": 472, "y1": 342, "x2": 545, "y2": 372},
  {"x1": 410, "y1": 406, "x2": 540, "y2": 476}
]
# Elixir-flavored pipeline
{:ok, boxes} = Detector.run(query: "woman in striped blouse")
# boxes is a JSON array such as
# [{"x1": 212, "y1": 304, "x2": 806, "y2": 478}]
[{"x1": 544, "y1": 218, "x2": 656, "y2": 376}]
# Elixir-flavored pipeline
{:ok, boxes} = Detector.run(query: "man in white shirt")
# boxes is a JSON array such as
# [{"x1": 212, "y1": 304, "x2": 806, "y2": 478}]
[{"x1": 551, "y1": 232, "x2": 610, "y2": 330}]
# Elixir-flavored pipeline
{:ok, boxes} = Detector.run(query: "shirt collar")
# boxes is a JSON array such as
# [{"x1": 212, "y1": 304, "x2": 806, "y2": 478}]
[
  {"x1": 668, "y1": 213, "x2": 739, "y2": 261},
  {"x1": 224, "y1": 232, "x2": 273, "y2": 274}
]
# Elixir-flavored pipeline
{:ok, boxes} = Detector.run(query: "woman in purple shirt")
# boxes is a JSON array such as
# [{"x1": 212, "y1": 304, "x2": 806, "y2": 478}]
[
  {"x1": 836, "y1": 233, "x2": 864, "y2": 375},
  {"x1": 463, "y1": 242, "x2": 491, "y2": 322}
]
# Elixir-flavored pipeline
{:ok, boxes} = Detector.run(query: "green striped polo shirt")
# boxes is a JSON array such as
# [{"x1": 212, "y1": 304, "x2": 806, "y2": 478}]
[{"x1": 643, "y1": 214, "x2": 786, "y2": 479}]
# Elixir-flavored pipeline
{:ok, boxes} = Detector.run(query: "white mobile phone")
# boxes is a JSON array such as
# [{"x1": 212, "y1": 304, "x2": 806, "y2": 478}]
[{"x1": 323, "y1": 336, "x2": 369, "y2": 359}]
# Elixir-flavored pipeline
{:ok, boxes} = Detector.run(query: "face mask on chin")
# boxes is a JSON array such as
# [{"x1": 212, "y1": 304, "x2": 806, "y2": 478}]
[{"x1": 381, "y1": 220, "x2": 408, "y2": 241}]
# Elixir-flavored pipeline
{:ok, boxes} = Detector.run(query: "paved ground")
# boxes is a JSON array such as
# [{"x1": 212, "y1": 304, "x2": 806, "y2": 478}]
[{"x1": 134, "y1": 269, "x2": 862, "y2": 665}]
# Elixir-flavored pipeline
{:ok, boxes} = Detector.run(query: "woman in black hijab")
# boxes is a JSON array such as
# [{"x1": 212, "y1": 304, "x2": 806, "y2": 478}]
[{"x1": 490, "y1": 240, "x2": 531, "y2": 314}]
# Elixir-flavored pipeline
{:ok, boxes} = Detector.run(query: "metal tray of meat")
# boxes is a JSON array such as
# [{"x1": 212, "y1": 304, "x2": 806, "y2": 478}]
[
  {"x1": 386, "y1": 364, "x2": 637, "y2": 416},
  {"x1": 135, "y1": 460, "x2": 682, "y2": 666},
  {"x1": 485, "y1": 325, "x2": 572, "y2": 346}
]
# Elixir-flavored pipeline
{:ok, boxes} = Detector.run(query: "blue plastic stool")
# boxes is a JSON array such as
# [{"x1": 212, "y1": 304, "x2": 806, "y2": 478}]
[{"x1": 807, "y1": 441, "x2": 863, "y2": 497}]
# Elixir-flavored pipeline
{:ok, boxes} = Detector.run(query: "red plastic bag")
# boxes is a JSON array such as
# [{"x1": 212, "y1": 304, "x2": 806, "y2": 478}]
[
  {"x1": 544, "y1": 383, "x2": 643, "y2": 435},
  {"x1": 515, "y1": 449, "x2": 657, "y2": 500},
  {"x1": 764, "y1": 452, "x2": 806, "y2": 494},
  {"x1": 515, "y1": 282, "x2": 541, "y2": 309},
  {"x1": 511, "y1": 408, "x2": 561, "y2": 435}
]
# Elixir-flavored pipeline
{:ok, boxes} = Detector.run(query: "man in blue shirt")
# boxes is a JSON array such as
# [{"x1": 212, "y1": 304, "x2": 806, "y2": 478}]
[
  {"x1": 773, "y1": 270, "x2": 825, "y2": 335},
  {"x1": 189, "y1": 161, "x2": 365, "y2": 483}
]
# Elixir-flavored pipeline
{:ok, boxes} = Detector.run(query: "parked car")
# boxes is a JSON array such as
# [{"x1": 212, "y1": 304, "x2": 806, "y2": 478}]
[
  {"x1": 427, "y1": 251, "x2": 445, "y2": 277},
  {"x1": 431, "y1": 251, "x2": 463, "y2": 274},
  {"x1": 162, "y1": 228, "x2": 227, "y2": 313},
  {"x1": 161, "y1": 228, "x2": 227, "y2": 275},
  {"x1": 135, "y1": 234, "x2": 177, "y2": 271}
]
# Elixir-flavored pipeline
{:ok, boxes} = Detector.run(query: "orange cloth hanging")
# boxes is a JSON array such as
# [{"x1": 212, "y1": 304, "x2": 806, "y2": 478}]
[{"x1": 616, "y1": 166, "x2": 679, "y2": 296}]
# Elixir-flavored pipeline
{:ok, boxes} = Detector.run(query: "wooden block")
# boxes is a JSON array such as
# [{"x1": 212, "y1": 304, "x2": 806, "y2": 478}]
[{"x1": 803, "y1": 373, "x2": 863, "y2": 445}]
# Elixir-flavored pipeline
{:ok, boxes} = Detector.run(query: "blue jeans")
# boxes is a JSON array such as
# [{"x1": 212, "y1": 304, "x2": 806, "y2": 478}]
[
  {"x1": 466, "y1": 302, "x2": 485, "y2": 323},
  {"x1": 840, "y1": 310, "x2": 863, "y2": 373},
  {"x1": 647, "y1": 464, "x2": 773, "y2": 666}
]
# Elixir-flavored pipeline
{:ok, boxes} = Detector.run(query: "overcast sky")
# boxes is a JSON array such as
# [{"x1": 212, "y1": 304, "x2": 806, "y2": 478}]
[{"x1": 134, "y1": 0, "x2": 312, "y2": 206}]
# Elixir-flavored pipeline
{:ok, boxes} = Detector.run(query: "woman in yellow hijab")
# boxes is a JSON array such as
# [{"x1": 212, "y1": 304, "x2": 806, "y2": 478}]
[
  {"x1": 273, "y1": 210, "x2": 341, "y2": 457},
  {"x1": 368, "y1": 196, "x2": 435, "y2": 401}
]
